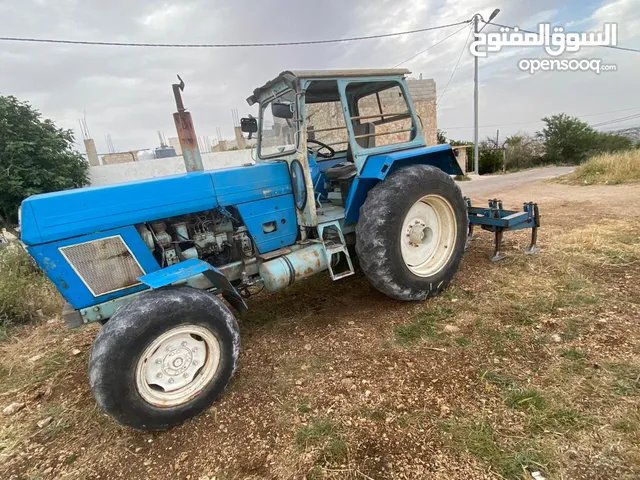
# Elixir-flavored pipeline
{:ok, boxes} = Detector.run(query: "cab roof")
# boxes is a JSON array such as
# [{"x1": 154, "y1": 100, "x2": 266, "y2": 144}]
[{"x1": 246, "y1": 68, "x2": 411, "y2": 105}]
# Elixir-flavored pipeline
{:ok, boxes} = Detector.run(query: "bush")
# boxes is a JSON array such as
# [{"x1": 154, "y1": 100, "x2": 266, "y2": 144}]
[
  {"x1": 504, "y1": 134, "x2": 545, "y2": 171},
  {"x1": 0, "y1": 243, "x2": 61, "y2": 327},
  {"x1": 557, "y1": 149, "x2": 640, "y2": 185}
]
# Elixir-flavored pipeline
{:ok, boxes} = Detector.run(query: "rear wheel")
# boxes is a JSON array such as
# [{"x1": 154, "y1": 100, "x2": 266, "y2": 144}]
[
  {"x1": 88, "y1": 286, "x2": 239, "y2": 430},
  {"x1": 356, "y1": 165, "x2": 467, "y2": 301}
]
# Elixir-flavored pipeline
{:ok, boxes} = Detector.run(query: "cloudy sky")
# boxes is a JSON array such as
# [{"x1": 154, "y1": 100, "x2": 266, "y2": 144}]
[{"x1": 1, "y1": 0, "x2": 638, "y2": 154}]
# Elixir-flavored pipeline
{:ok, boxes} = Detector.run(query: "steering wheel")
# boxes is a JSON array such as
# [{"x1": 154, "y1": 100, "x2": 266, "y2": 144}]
[{"x1": 307, "y1": 139, "x2": 336, "y2": 159}]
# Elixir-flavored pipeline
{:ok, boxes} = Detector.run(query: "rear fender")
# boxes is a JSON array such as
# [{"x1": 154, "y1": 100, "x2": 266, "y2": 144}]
[{"x1": 344, "y1": 144, "x2": 463, "y2": 225}]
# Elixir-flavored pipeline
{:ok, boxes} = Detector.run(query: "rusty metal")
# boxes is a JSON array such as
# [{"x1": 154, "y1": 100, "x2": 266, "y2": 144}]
[{"x1": 172, "y1": 75, "x2": 204, "y2": 172}]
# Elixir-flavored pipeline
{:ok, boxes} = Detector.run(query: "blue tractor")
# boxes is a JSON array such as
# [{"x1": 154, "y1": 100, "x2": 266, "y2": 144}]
[{"x1": 19, "y1": 70, "x2": 512, "y2": 430}]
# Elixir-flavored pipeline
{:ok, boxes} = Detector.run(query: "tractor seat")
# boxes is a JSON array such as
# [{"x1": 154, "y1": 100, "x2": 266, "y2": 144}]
[{"x1": 326, "y1": 162, "x2": 357, "y2": 181}]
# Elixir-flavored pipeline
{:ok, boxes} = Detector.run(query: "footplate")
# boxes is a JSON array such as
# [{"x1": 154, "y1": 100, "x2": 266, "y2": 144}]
[
  {"x1": 465, "y1": 198, "x2": 540, "y2": 261},
  {"x1": 317, "y1": 221, "x2": 355, "y2": 280}
]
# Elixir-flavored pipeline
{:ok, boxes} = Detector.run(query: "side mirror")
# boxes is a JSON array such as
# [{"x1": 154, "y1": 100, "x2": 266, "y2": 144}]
[
  {"x1": 272, "y1": 101, "x2": 294, "y2": 120},
  {"x1": 240, "y1": 117, "x2": 258, "y2": 134}
]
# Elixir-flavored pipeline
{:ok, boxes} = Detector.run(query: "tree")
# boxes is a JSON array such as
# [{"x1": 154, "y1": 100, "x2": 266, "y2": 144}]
[
  {"x1": 538, "y1": 114, "x2": 599, "y2": 165},
  {"x1": 0, "y1": 96, "x2": 89, "y2": 225},
  {"x1": 504, "y1": 133, "x2": 545, "y2": 170}
]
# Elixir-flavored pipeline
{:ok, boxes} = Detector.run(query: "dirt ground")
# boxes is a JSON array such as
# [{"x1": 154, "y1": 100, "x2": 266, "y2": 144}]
[{"x1": 1, "y1": 179, "x2": 639, "y2": 480}]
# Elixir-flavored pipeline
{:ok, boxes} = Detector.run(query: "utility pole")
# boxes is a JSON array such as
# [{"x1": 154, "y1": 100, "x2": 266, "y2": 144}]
[
  {"x1": 473, "y1": 14, "x2": 479, "y2": 175},
  {"x1": 473, "y1": 9, "x2": 500, "y2": 176}
]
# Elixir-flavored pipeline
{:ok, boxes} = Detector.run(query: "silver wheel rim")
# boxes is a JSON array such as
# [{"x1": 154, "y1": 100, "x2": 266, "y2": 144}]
[
  {"x1": 400, "y1": 194, "x2": 457, "y2": 277},
  {"x1": 135, "y1": 325, "x2": 221, "y2": 408}
]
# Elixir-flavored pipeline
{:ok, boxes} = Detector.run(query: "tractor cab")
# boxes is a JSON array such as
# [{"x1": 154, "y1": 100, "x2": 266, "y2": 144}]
[{"x1": 242, "y1": 70, "x2": 461, "y2": 230}]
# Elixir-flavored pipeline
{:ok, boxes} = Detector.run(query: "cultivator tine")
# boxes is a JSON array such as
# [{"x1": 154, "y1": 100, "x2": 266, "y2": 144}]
[
  {"x1": 490, "y1": 230, "x2": 506, "y2": 262},
  {"x1": 524, "y1": 202, "x2": 541, "y2": 255}
]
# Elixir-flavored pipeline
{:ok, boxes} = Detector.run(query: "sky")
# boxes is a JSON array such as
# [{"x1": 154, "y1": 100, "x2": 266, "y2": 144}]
[{"x1": 0, "y1": 0, "x2": 638, "y2": 154}]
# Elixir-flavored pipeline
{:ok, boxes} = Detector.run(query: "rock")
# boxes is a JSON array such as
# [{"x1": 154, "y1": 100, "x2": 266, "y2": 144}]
[
  {"x1": 439, "y1": 404, "x2": 451, "y2": 417},
  {"x1": 341, "y1": 378, "x2": 354, "y2": 389},
  {"x1": 36, "y1": 309, "x2": 45, "y2": 319},
  {"x1": 72, "y1": 348, "x2": 81, "y2": 356},
  {"x1": 135, "y1": 447, "x2": 142, "y2": 453},
  {"x1": 28, "y1": 354, "x2": 44, "y2": 363},
  {"x1": 3, "y1": 402, "x2": 25, "y2": 416},
  {"x1": 443, "y1": 325, "x2": 460, "y2": 333},
  {"x1": 294, "y1": 379, "x2": 303, "y2": 386},
  {"x1": 37, "y1": 416, "x2": 53, "y2": 428},
  {"x1": 304, "y1": 343, "x2": 312, "y2": 351},
  {"x1": 551, "y1": 334, "x2": 562, "y2": 343},
  {"x1": 364, "y1": 390, "x2": 371, "y2": 397},
  {"x1": 531, "y1": 472, "x2": 546, "y2": 480},
  {"x1": 43, "y1": 467, "x2": 53, "y2": 475}
]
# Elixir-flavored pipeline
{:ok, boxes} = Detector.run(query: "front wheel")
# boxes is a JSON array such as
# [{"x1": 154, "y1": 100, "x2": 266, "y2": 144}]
[
  {"x1": 88, "y1": 286, "x2": 240, "y2": 430},
  {"x1": 356, "y1": 165, "x2": 467, "y2": 301}
]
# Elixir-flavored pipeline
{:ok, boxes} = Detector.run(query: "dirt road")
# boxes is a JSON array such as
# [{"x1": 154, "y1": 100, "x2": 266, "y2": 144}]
[
  {"x1": 458, "y1": 167, "x2": 575, "y2": 196},
  {"x1": 2, "y1": 172, "x2": 639, "y2": 480}
]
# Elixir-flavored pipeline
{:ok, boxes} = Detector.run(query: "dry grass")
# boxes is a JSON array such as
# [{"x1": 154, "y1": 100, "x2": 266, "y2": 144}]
[
  {"x1": 556, "y1": 149, "x2": 640, "y2": 185},
  {"x1": 0, "y1": 243, "x2": 62, "y2": 333}
]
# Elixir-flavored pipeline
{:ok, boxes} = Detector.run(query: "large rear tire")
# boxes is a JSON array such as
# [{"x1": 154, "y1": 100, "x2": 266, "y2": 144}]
[
  {"x1": 356, "y1": 165, "x2": 467, "y2": 301},
  {"x1": 88, "y1": 286, "x2": 240, "y2": 430}
]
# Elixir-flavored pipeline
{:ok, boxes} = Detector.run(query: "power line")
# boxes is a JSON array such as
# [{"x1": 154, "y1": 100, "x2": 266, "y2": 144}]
[
  {"x1": 485, "y1": 21, "x2": 640, "y2": 54},
  {"x1": 392, "y1": 23, "x2": 470, "y2": 68},
  {"x1": 437, "y1": 25, "x2": 473, "y2": 105},
  {"x1": 591, "y1": 112, "x2": 640, "y2": 128},
  {"x1": 441, "y1": 106, "x2": 640, "y2": 130},
  {"x1": 0, "y1": 21, "x2": 470, "y2": 49}
]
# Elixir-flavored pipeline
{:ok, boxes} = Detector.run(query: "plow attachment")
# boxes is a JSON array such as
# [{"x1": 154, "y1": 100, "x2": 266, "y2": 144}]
[{"x1": 465, "y1": 198, "x2": 541, "y2": 261}]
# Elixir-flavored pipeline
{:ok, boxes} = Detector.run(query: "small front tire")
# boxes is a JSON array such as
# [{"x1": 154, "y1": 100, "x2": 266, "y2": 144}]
[{"x1": 88, "y1": 286, "x2": 240, "y2": 430}]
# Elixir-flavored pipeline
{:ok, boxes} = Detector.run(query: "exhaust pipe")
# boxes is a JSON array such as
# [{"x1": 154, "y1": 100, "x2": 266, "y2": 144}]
[{"x1": 172, "y1": 75, "x2": 204, "y2": 172}]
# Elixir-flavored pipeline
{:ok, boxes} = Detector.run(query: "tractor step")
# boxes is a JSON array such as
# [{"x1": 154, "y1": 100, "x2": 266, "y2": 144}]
[
  {"x1": 465, "y1": 198, "x2": 541, "y2": 261},
  {"x1": 317, "y1": 221, "x2": 355, "y2": 281}
]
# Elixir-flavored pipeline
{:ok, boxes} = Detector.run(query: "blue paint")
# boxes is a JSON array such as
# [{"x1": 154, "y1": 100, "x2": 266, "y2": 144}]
[
  {"x1": 236, "y1": 195, "x2": 298, "y2": 253},
  {"x1": 139, "y1": 258, "x2": 247, "y2": 313},
  {"x1": 343, "y1": 144, "x2": 462, "y2": 224},
  {"x1": 211, "y1": 162, "x2": 292, "y2": 205},
  {"x1": 20, "y1": 172, "x2": 218, "y2": 245},
  {"x1": 27, "y1": 225, "x2": 159, "y2": 309}
]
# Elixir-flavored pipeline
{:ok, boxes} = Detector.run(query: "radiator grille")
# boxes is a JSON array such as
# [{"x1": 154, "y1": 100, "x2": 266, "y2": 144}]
[{"x1": 60, "y1": 235, "x2": 144, "y2": 296}]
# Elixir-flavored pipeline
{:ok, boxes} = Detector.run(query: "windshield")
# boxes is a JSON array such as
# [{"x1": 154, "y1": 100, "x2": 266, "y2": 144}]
[{"x1": 259, "y1": 91, "x2": 297, "y2": 158}]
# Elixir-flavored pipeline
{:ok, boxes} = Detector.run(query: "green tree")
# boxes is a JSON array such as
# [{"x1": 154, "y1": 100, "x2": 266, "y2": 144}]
[
  {"x1": 0, "y1": 96, "x2": 89, "y2": 225},
  {"x1": 538, "y1": 114, "x2": 598, "y2": 165}
]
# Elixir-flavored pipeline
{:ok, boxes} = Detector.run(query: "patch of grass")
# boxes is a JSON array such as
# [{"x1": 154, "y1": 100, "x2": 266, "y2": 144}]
[
  {"x1": 297, "y1": 398, "x2": 311, "y2": 414},
  {"x1": 556, "y1": 149, "x2": 640, "y2": 185},
  {"x1": 296, "y1": 418, "x2": 347, "y2": 464},
  {"x1": 295, "y1": 418, "x2": 339, "y2": 449},
  {"x1": 613, "y1": 419, "x2": 638, "y2": 433},
  {"x1": 454, "y1": 174, "x2": 471, "y2": 181},
  {"x1": 479, "y1": 369, "x2": 517, "y2": 389},
  {"x1": 561, "y1": 348, "x2": 586, "y2": 361},
  {"x1": 444, "y1": 419, "x2": 549, "y2": 479},
  {"x1": 531, "y1": 408, "x2": 589, "y2": 432},
  {"x1": 394, "y1": 306, "x2": 454, "y2": 344},
  {"x1": 505, "y1": 388, "x2": 546, "y2": 411},
  {"x1": 456, "y1": 336, "x2": 471, "y2": 347},
  {"x1": 306, "y1": 466, "x2": 323, "y2": 480},
  {"x1": 0, "y1": 244, "x2": 61, "y2": 329}
]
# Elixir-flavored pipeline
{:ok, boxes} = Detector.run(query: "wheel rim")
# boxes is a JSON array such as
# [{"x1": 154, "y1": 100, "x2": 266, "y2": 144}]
[
  {"x1": 135, "y1": 325, "x2": 221, "y2": 408},
  {"x1": 400, "y1": 194, "x2": 457, "y2": 277}
]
